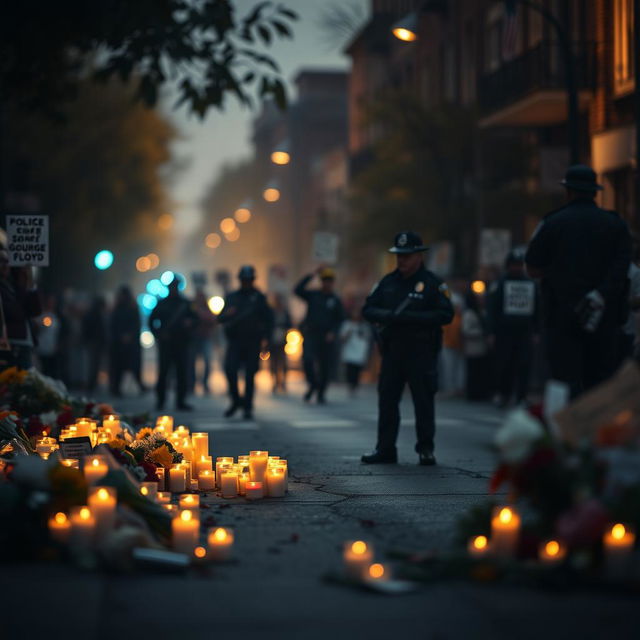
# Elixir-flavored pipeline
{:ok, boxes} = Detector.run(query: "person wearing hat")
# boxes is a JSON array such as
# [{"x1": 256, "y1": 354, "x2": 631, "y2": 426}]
[
  {"x1": 361, "y1": 231, "x2": 454, "y2": 465},
  {"x1": 218, "y1": 265, "x2": 273, "y2": 419},
  {"x1": 525, "y1": 164, "x2": 632, "y2": 398},
  {"x1": 486, "y1": 247, "x2": 539, "y2": 408},
  {"x1": 294, "y1": 265, "x2": 345, "y2": 403}
]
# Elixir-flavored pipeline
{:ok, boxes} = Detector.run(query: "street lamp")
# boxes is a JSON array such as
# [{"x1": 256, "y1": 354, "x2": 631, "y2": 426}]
[
  {"x1": 271, "y1": 140, "x2": 291, "y2": 165},
  {"x1": 391, "y1": 1, "x2": 448, "y2": 42}
]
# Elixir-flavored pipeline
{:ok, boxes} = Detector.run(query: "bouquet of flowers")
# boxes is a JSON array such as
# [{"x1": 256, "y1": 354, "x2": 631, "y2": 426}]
[{"x1": 0, "y1": 367, "x2": 69, "y2": 418}]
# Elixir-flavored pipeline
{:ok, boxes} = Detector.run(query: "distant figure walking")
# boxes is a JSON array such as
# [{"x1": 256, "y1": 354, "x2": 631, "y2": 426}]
[
  {"x1": 269, "y1": 293, "x2": 292, "y2": 394},
  {"x1": 294, "y1": 266, "x2": 345, "y2": 404},
  {"x1": 190, "y1": 288, "x2": 217, "y2": 395},
  {"x1": 339, "y1": 310, "x2": 372, "y2": 395},
  {"x1": 83, "y1": 295, "x2": 108, "y2": 392}
]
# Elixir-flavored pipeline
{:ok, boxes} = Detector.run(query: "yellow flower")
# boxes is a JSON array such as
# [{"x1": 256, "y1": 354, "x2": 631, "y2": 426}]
[
  {"x1": 107, "y1": 438, "x2": 127, "y2": 451},
  {"x1": 0, "y1": 367, "x2": 27, "y2": 385},
  {"x1": 149, "y1": 444, "x2": 173, "y2": 468},
  {"x1": 136, "y1": 427, "x2": 154, "y2": 440}
]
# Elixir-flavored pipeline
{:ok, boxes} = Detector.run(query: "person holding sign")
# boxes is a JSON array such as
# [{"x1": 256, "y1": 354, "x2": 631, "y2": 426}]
[{"x1": 0, "y1": 248, "x2": 42, "y2": 370}]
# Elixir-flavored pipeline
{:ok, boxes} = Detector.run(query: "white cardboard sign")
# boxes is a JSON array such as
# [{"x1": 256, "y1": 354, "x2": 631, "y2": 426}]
[{"x1": 6, "y1": 215, "x2": 49, "y2": 266}]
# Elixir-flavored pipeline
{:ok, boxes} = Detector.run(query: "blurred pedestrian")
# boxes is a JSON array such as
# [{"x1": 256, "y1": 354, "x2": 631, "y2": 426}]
[
  {"x1": 361, "y1": 231, "x2": 454, "y2": 466},
  {"x1": 150, "y1": 277, "x2": 197, "y2": 411},
  {"x1": 0, "y1": 249, "x2": 41, "y2": 370},
  {"x1": 339, "y1": 309, "x2": 372, "y2": 396},
  {"x1": 35, "y1": 294, "x2": 66, "y2": 379},
  {"x1": 219, "y1": 266, "x2": 273, "y2": 419},
  {"x1": 487, "y1": 248, "x2": 538, "y2": 407},
  {"x1": 439, "y1": 292, "x2": 465, "y2": 396},
  {"x1": 294, "y1": 266, "x2": 345, "y2": 404},
  {"x1": 190, "y1": 288, "x2": 217, "y2": 395},
  {"x1": 461, "y1": 288, "x2": 492, "y2": 402},
  {"x1": 269, "y1": 293, "x2": 292, "y2": 394},
  {"x1": 83, "y1": 295, "x2": 108, "y2": 392},
  {"x1": 525, "y1": 165, "x2": 632, "y2": 398}
]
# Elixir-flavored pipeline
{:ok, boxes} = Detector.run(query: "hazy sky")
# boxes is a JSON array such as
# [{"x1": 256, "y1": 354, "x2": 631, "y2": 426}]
[{"x1": 164, "y1": 0, "x2": 369, "y2": 237}]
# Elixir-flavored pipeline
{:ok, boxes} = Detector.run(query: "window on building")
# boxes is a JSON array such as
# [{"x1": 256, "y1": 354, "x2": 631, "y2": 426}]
[{"x1": 614, "y1": 0, "x2": 635, "y2": 94}]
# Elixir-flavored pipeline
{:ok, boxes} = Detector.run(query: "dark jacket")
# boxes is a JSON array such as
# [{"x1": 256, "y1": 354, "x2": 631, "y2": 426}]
[
  {"x1": 150, "y1": 294, "x2": 198, "y2": 345},
  {"x1": 0, "y1": 279, "x2": 41, "y2": 342},
  {"x1": 362, "y1": 265, "x2": 454, "y2": 348},
  {"x1": 218, "y1": 287, "x2": 273, "y2": 343},
  {"x1": 525, "y1": 197, "x2": 631, "y2": 328},
  {"x1": 294, "y1": 275, "x2": 345, "y2": 336}
]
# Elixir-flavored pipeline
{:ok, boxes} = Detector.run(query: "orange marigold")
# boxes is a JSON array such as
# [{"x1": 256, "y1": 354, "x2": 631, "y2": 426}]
[
  {"x1": 0, "y1": 367, "x2": 27, "y2": 385},
  {"x1": 136, "y1": 427, "x2": 154, "y2": 440},
  {"x1": 149, "y1": 444, "x2": 173, "y2": 468}
]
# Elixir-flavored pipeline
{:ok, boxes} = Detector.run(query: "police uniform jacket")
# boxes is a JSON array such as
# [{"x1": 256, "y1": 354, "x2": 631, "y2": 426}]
[
  {"x1": 362, "y1": 265, "x2": 454, "y2": 348},
  {"x1": 219, "y1": 287, "x2": 273, "y2": 343},
  {"x1": 149, "y1": 294, "x2": 198, "y2": 345},
  {"x1": 294, "y1": 275, "x2": 345, "y2": 336},
  {"x1": 525, "y1": 197, "x2": 631, "y2": 328},
  {"x1": 486, "y1": 274, "x2": 538, "y2": 335}
]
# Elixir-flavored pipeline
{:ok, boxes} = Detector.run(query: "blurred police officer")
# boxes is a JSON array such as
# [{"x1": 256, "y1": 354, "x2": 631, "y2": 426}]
[
  {"x1": 525, "y1": 165, "x2": 631, "y2": 398},
  {"x1": 362, "y1": 231, "x2": 454, "y2": 465},
  {"x1": 487, "y1": 248, "x2": 538, "y2": 407},
  {"x1": 219, "y1": 265, "x2": 273, "y2": 420},
  {"x1": 294, "y1": 266, "x2": 345, "y2": 404}
]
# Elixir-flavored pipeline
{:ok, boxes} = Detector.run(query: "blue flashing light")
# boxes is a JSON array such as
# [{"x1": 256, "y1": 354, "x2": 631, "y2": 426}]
[
  {"x1": 160, "y1": 271, "x2": 175, "y2": 286},
  {"x1": 146, "y1": 279, "x2": 169, "y2": 297},
  {"x1": 94, "y1": 250, "x2": 114, "y2": 270},
  {"x1": 141, "y1": 294, "x2": 158, "y2": 312},
  {"x1": 174, "y1": 272, "x2": 187, "y2": 291}
]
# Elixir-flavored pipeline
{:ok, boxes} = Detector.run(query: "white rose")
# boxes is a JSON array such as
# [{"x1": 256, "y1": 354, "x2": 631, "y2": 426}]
[{"x1": 495, "y1": 408, "x2": 545, "y2": 463}]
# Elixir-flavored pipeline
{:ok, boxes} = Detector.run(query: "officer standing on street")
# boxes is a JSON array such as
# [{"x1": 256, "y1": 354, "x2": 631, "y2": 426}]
[
  {"x1": 219, "y1": 265, "x2": 273, "y2": 420},
  {"x1": 487, "y1": 247, "x2": 538, "y2": 408},
  {"x1": 294, "y1": 266, "x2": 345, "y2": 404},
  {"x1": 525, "y1": 164, "x2": 631, "y2": 398},
  {"x1": 362, "y1": 231, "x2": 454, "y2": 465}
]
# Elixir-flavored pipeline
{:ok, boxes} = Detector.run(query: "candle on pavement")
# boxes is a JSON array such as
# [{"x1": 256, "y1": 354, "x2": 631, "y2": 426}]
[
  {"x1": 245, "y1": 481, "x2": 263, "y2": 500},
  {"x1": 172, "y1": 509, "x2": 199, "y2": 555},
  {"x1": 490, "y1": 506, "x2": 520, "y2": 558},
  {"x1": 140, "y1": 482, "x2": 158, "y2": 501},
  {"x1": 70, "y1": 506, "x2": 96, "y2": 548},
  {"x1": 84, "y1": 456, "x2": 109, "y2": 486},
  {"x1": 169, "y1": 466, "x2": 186, "y2": 493},
  {"x1": 198, "y1": 470, "x2": 215, "y2": 491},
  {"x1": 604, "y1": 523, "x2": 635, "y2": 578},
  {"x1": 538, "y1": 539, "x2": 567, "y2": 564},
  {"x1": 191, "y1": 433, "x2": 209, "y2": 460},
  {"x1": 48, "y1": 512, "x2": 71, "y2": 544},
  {"x1": 220, "y1": 470, "x2": 239, "y2": 498},
  {"x1": 179, "y1": 494, "x2": 200, "y2": 510},
  {"x1": 207, "y1": 527, "x2": 234, "y2": 561},
  {"x1": 88, "y1": 486, "x2": 117, "y2": 537},
  {"x1": 249, "y1": 450, "x2": 269, "y2": 484},
  {"x1": 266, "y1": 467, "x2": 286, "y2": 497},
  {"x1": 343, "y1": 540, "x2": 373, "y2": 579}
]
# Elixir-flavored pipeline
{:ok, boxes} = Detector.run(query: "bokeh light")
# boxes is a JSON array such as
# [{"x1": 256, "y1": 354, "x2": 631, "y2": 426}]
[
  {"x1": 94, "y1": 250, "x2": 114, "y2": 270},
  {"x1": 205, "y1": 233, "x2": 222, "y2": 249},
  {"x1": 271, "y1": 151, "x2": 290, "y2": 165},
  {"x1": 160, "y1": 271, "x2": 175, "y2": 286},
  {"x1": 225, "y1": 227, "x2": 241, "y2": 242},
  {"x1": 140, "y1": 330, "x2": 155, "y2": 349},
  {"x1": 263, "y1": 187, "x2": 280, "y2": 203},
  {"x1": 147, "y1": 253, "x2": 160, "y2": 269},
  {"x1": 136, "y1": 256, "x2": 151, "y2": 272},
  {"x1": 471, "y1": 280, "x2": 486, "y2": 295},
  {"x1": 234, "y1": 208, "x2": 252, "y2": 224},
  {"x1": 208, "y1": 296, "x2": 225, "y2": 315},
  {"x1": 220, "y1": 218, "x2": 236, "y2": 234},
  {"x1": 158, "y1": 214, "x2": 174, "y2": 231}
]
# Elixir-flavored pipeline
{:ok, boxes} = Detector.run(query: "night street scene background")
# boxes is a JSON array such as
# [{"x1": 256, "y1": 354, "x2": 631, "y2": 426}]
[{"x1": 1, "y1": 1, "x2": 640, "y2": 638}]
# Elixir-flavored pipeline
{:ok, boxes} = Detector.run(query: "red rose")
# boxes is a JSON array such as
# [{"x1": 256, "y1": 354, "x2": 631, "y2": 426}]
[{"x1": 56, "y1": 409, "x2": 74, "y2": 428}]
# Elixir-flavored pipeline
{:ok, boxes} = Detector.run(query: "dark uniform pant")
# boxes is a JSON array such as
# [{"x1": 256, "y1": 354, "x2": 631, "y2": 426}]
[
  {"x1": 156, "y1": 340, "x2": 188, "y2": 407},
  {"x1": 302, "y1": 332, "x2": 332, "y2": 398},
  {"x1": 545, "y1": 324, "x2": 618, "y2": 399},
  {"x1": 377, "y1": 341, "x2": 438, "y2": 454},
  {"x1": 494, "y1": 332, "x2": 532, "y2": 403},
  {"x1": 225, "y1": 340, "x2": 260, "y2": 410}
]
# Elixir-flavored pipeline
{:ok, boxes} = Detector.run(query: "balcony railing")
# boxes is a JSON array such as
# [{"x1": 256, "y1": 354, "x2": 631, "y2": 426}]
[{"x1": 478, "y1": 40, "x2": 596, "y2": 116}]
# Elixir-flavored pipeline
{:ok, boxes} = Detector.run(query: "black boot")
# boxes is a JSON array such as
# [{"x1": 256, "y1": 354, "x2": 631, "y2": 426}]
[
  {"x1": 361, "y1": 449, "x2": 397, "y2": 464},
  {"x1": 418, "y1": 451, "x2": 436, "y2": 466},
  {"x1": 224, "y1": 399, "x2": 242, "y2": 418}
]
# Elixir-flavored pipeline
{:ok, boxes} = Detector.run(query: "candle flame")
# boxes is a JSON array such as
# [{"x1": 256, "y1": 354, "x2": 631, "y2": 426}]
[
  {"x1": 42, "y1": 430, "x2": 47, "y2": 437},
  {"x1": 352, "y1": 541, "x2": 367, "y2": 555},
  {"x1": 194, "y1": 546, "x2": 207, "y2": 558},
  {"x1": 214, "y1": 528, "x2": 228, "y2": 542},
  {"x1": 180, "y1": 510, "x2": 193, "y2": 522},
  {"x1": 92, "y1": 458, "x2": 100, "y2": 467},
  {"x1": 545, "y1": 540, "x2": 560, "y2": 556},
  {"x1": 54, "y1": 512, "x2": 67, "y2": 524},
  {"x1": 80, "y1": 507, "x2": 91, "y2": 520},
  {"x1": 612, "y1": 523, "x2": 626, "y2": 540},
  {"x1": 97, "y1": 488, "x2": 109, "y2": 500},
  {"x1": 499, "y1": 507, "x2": 513, "y2": 524},
  {"x1": 473, "y1": 535, "x2": 488, "y2": 550},
  {"x1": 369, "y1": 563, "x2": 385, "y2": 579},
  {"x1": 141, "y1": 487, "x2": 148, "y2": 496}
]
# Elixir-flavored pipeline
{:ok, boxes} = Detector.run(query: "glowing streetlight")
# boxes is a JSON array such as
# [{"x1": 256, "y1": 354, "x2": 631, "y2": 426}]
[
  {"x1": 225, "y1": 227, "x2": 241, "y2": 242},
  {"x1": 147, "y1": 253, "x2": 160, "y2": 269},
  {"x1": 205, "y1": 233, "x2": 222, "y2": 249},
  {"x1": 136, "y1": 256, "x2": 151, "y2": 272},
  {"x1": 471, "y1": 280, "x2": 486, "y2": 295},
  {"x1": 271, "y1": 150, "x2": 290, "y2": 165},
  {"x1": 208, "y1": 296, "x2": 225, "y2": 315},
  {"x1": 220, "y1": 217, "x2": 236, "y2": 234},
  {"x1": 140, "y1": 330, "x2": 155, "y2": 349},
  {"x1": 94, "y1": 250, "x2": 114, "y2": 270},
  {"x1": 263, "y1": 187, "x2": 280, "y2": 203},
  {"x1": 234, "y1": 207, "x2": 252, "y2": 224}
]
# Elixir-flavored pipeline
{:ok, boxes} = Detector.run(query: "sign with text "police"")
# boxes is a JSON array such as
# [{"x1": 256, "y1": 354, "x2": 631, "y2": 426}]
[{"x1": 6, "y1": 215, "x2": 49, "y2": 266}]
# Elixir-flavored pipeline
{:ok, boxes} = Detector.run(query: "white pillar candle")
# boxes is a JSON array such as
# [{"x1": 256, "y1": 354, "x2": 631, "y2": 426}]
[
  {"x1": 155, "y1": 415, "x2": 174, "y2": 434},
  {"x1": 191, "y1": 433, "x2": 209, "y2": 460},
  {"x1": 157, "y1": 491, "x2": 171, "y2": 504},
  {"x1": 88, "y1": 486, "x2": 117, "y2": 536},
  {"x1": 48, "y1": 512, "x2": 71, "y2": 544},
  {"x1": 216, "y1": 457, "x2": 234, "y2": 487},
  {"x1": 237, "y1": 455, "x2": 250, "y2": 466},
  {"x1": 102, "y1": 415, "x2": 122, "y2": 437},
  {"x1": 220, "y1": 470, "x2": 239, "y2": 498},
  {"x1": 172, "y1": 509, "x2": 199, "y2": 555},
  {"x1": 84, "y1": 455, "x2": 109, "y2": 486},
  {"x1": 207, "y1": 527, "x2": 234, "y2": 561},
  {"x1": 174, "y1": 425, "x2": 190, "y2": 439},
  {"x1": 169, "y1": 466, "x2": 186, "y2": 493},
  {"x1": 343, "y1": 540, "x2": 373, "y2": 579},
  {"x1": 140, "y1": 482, "x2": 158, "y2": 501},
  {"x1": 490, "y1": 506, "x2": 521, "y2": 558},
  {"x1": 198, "y1": 470, "x2": 215, "y2": 491},
  {"x1": 249, "y1": 450, "x2": 269, "y2": 484},
  {"x1": 179, "y1": 494, "x2": 200, "y2": 510},
  {"x1": 179, "y1": 460, "x2": 192, "y2": 488},
  {"x1": 238, "y1": 473, "x2": 250, "y2": 496},
  {"x1": 467, "y1": 535, "x2": 490, "y2": 558},
  {"x1": 245, "y1": 481, "x2": 263, "y2": 500},
  {"x1": 604, "y1": 523, "x2": 636, "y2": 579},
  {"x1": 75, "y1": 419, "x2": 96, "y2": 437},
  {"x1": 155, "y1": 466, "x2": 166, "y2": 491},
  {"x1": 266, "y1": 467, "x2": 286, "y2": 497},
  {"x1": 70, "y1": 506, "x2": 96, "y2": 548},
  {"x1": 194, "y1": 456, "x2": 213, "y2": 479},
  {"x1": 277, "y1": 460, "x2": 288, "y2": 486},
  {"x1": 180, "y1": 438, "x2": 194, "y2": 465},
  {"x1": 538, "y1": 539, "x2": 567, "y2": 564}
]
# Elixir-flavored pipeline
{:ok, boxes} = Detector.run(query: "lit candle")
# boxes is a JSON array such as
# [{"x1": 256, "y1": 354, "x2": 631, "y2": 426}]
[
  {"x1": 70, "y1": 505, "x2": 96, "y2": 547},
  {"x1": 180, "y1": 438, "x2": 194, "y2": 467},
  {"x1": 75, "y1": 419, "x2": 95, "y2": 437},
  {"x1": 604, "y1": 523, "x2": 636, "y2": 578},
  {"x1": 140, "y1": 482, "x2": 158, "y2": 501},
  {"x1": 155, "y1": 415, "x2": 173, "y2": 434},
  {"x1": 102, "y1": 414, "x2": 122, "y2": 437},
  {"x1": 169, "y1": 466, "x2": 186, "y2": 493},
  {"x1": 343, "y1": 540, "x2": 373, "y2": 579},
  {"x1": 237, "y1": 455, "x2": 250, "y2": 465},
  {"x1": 48, "y1": 512, "x2": 71, "y2": 544},
  {"x1": 249, "y1": 450, "x2": 269, "y2": 484},
  {"x1": 467, "y1": 535, "x2": 490, "y2": 558},
  {"x1": 198, "y1": 470, "x2": 215, "y2": 491},
  {"x1": 216, "y1": 457, "x2": 234, "y2": 487},
  {"x1": 84, "y1": 455, "x2": 109, "y2": 485},
  {"x1": 366, "y1": 563, "x2": 388, "y2": 582},
  {"x1": 179, "y1": 460, "x2": 192, "y2": 488},
  {"x1": 36, "y1": 436, "x2": 57, "y2": 456},
  {"x1": 220, "y1": 470, "x2": 239, "y2": 498},
  {"x1": 155, "y1": 466, "x2": 166, "y2": 491},
  {"x1": 179, "y1": 494, "x2": 200, "y2": 510},
  {"x1": 175, "y1": 425, "x2": 190, "y2": 439},
  {"x1": 538, "y1": 539, "x2": 567, "y2": 564},
  {"x1": 191, "y1": 433, "x2": 209, "y2": 460},
  {"x1": 172, "y1": 509, "x2": 199, "y2": 555},
  {"x1": 157, "y1": 491, "x2": 171, "y2": 504},
  {"x1": 245, "y1": 481, "x2": 263, "y2": 500},
  {"x1": 207, "y1": 527, "x2": 234, "y2": 561},
  {"x1": 490, "y1": 506, "x2": 521, "y2": 558},
  {"x1": 266, "y1": 467, "x2": 286, "y2": 497},
  {"x1": 276, "y1": 460, "x2": 288, "y2": 488},
  {"x1": 88, "y1": 486, "x2": 117, "y2": 536},
  {"x1": 238, "y1": 473, "x2": 250, "y2": 496},
  {"x1": 164, "y1": 504, "x2": 178, "y2": 514},
  {"x1": 194, "y1": 455, "x2": 213, "y2": 479}
]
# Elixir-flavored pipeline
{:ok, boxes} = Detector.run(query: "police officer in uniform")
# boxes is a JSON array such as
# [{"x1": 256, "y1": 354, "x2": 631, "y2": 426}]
[
  {"x1": 219, "y1": 265, "x2": 273, "y2": 420},
  {"x1": 487, "y1": 248, "x2": 538, "y2": 407},
  {"x1": 525, "y1": 165, "x2": 631, "y2": 398},
  {"x1": 361, "y1": 231, "x2": 454, "y2": 465},
  {"x1": 294, "y1": 266, "x2": 345, "y2": 404}
]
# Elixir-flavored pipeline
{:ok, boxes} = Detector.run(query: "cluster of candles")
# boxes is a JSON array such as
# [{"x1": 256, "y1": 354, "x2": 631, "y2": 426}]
[
  {"x1": 467, "y1": 506, "x2": 637, "y2": 574},
  {"x1": 342, "y1": 540, "x2": 388, "y2": 582}
]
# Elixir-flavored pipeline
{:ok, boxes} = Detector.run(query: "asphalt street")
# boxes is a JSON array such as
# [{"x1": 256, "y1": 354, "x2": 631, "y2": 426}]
[{"x1": 3, "y1": 373, "x2": 638, "y2": 639}]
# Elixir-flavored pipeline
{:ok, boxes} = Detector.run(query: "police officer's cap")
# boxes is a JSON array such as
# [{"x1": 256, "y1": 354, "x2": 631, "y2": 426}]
[
  {"x1": 319, "y1": 267, "x2": 336, "y2": 280},
  {"x1": 560, "y1": 164, "x2": 603, "y2": 192},
  {"x1": 238, "y1": 265, "x2": 256, "y2": 280},
  {"x1": 388, "y1": 231, "x2": 428, "y2": 254}
]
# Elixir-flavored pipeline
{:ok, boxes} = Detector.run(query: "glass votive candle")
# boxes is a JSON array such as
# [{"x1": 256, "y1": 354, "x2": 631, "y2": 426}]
[
  {"x1": 245, "y1": 481, "x2": 264, "y2": 500},
  {"x1": 157, "y1": 491, "x2": 171, "y2": 504},
  {"x1": 179, "y1": 494, "x2": 200, "y2": 510},
  {"x1": 207, "y1": 527, "x2": 234, "y2": 561}
]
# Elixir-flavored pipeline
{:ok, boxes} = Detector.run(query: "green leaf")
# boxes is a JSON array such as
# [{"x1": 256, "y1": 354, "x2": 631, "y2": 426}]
[{"x1": 257, "y1": 25, "x2": 272, "y2": 45}]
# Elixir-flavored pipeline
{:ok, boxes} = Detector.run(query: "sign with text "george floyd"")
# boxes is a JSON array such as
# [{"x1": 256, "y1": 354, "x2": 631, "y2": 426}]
[{"x1": 6, "y1": 214, "x2": 50, "y2": 267}]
